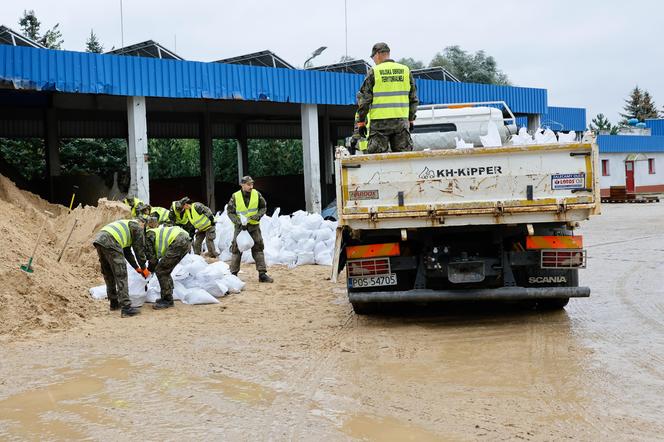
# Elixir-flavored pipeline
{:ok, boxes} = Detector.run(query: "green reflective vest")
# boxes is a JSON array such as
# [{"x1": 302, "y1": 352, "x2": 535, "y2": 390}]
[
  {"x1": 148, "y1": 225, "x2": 188, "y2": 259},
  {"x1": 188, "y1": 204, "x2": 212, "y2": 232},
  {"x1": 233, "y1": 190, "x2": 260, "y2": 225},
  {"x1": 171, "y1": 201, "x2": 190, "y2": 225},
  {"x1": 101, "y1": 220, "x2": 133, "y2": 248},
  {"x1": 124, "y1": 197, "x2": 143, "y2": 217},
  {"x1": 368, "y1": 61, "x2": 411, "y2": 121},
  {"x1": 151, "y1": 206, "x2": 170, "y2": 223}
]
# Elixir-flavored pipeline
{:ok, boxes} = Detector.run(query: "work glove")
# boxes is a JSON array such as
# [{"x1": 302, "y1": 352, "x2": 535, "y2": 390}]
[
  {"x1": 357, "y1": 123, "x2": 367, "y2": 138},
  {"x1": 135, "y1": 267, "x2": 143, "y2": 275},
  {"x1": 141, "y1": 268, "x2": 151, "y2": 279}
]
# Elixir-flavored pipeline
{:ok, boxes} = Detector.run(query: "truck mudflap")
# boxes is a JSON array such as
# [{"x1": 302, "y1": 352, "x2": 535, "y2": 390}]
[{"x1": 348, "y1": 286, "x2": 590, "y2": 303}]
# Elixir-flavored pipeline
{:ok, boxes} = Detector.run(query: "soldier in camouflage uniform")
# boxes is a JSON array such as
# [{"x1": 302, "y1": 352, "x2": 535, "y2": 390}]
[
  {"x1": 177, "y1": 199, "x2": 217, "y2": 258},
  {"x1": 144, "y1": 217, "x2": 192, "y2": 310},
  {"x1": 92, "y1": 218, "x2": 149, "y2": 317},
  {"x1": 227, "y1": 176, "x2": 273, "y2": 283},
  {"x1": 356, "y1": 42, "x2": 419, "y2": 154}
]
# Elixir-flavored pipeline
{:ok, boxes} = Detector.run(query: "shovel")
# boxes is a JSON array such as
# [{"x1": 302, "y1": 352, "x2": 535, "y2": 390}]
[{"x1": 20, "y1": 210, "x2": 54, "y2": 273}]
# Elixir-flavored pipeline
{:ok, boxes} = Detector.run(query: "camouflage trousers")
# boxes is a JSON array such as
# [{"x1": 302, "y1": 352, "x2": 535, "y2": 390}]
[
  {"x1": 230, "y1": 225, "x2": 267, "y2": 274},
  {"x1": 367, "y1": 119, "x2": 413, "y2": 154},
  {"x1": 193, "y1": 225, "x2": 217, "y2": 257},
  {"x1": 94, "y1": 242, "x2": 131, "y2": 308},
  {"x1": 155, "y1": 234, "x2": 191, "y2": 302}
]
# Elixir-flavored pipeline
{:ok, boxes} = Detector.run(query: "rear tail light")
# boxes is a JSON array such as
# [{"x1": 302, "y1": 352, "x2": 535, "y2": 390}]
[
  {"x1": 346, "y1": 243, "x2": 400, "y2": 259},
  {"x1": 348, "y1": 258, "x2": 391, "y2": 276},
  {"x1": 541, "y1": 249, "x2": 586, "y2": 268}
]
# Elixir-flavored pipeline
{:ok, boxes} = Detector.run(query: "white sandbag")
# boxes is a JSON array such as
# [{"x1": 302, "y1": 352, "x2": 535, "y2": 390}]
[
  {"x1": 315, "y1": 251, "x2": 333, "y2": 266},
  {"x1": 173, "y1": 281, "x2": 188, "y2": 301},
  {"x1": 324, "y1": 238, "x2": 335, "y2": 250},
  {"x1": 302, "y1": 213, "x2": 323, "y2": 231},
  {"x1": 172, "y1": 264, "x2": 190, "y2": 280},
  {"x1": 279, "y1": 215, "x2": 292, "y2": 232},
  {"x1": 278, "y1": 250, "x2": 297, "y2": 266},
  {"x1": 182, "y1": 288, "x2": 220, "y2": 305},
  {"x1": 289, "y1": 226, "x2": 311, "y2": 242},
  {"x1": 220, "y1": 249, "x2": 233, "y2": 262},
  {"x1": 129, "y1": 292, "x2": 146, "y2": 307},
  {"x1": 147, "y1": 276, "x2": 160, "y2": 291},
  {"x1": 314, "y1": 228, "x2": 334, "y2": 242},
  {"x1": 236, "y1": 230, "x2": 254, "y2": 252},
  {"x1": 128, "y1": 278, "x2": 147, "y2": 297},
  {"x1": 199, "y1": 261, "x2": 230, "y2": 279},
  {"x1": 314, "y1": 241, "x2": 328, "y2": 257},
  {"x1": 197, "y1": 278, "x2": 227, "y2": 297},
  {"x1": 89, "y1": 285, "x2": 107, "y2": 300},
  {"x1": 221, "y1": 274, "x2": 246, "y2": 293},
  {"x1": 145, "y1": 287, "x2": 161, "y2": 303},
  {"x1": 215, "y1": 280, "x2": 229, "y2": 297},
  {"x1": 241, "y1": 250, "x2": 255, "y2": 264},
  {"x1": 180, "y1": 253, "x2": 208, "y2": 275},
  {"x1": 297, "y1": 238, "x2": 316, "y2": 253},
  {"x1": 290, "y1": 210, "x2": 308, "y2": 225},
  {"x1": 296, "y1": 251, "x2": 315, "y2": 266},
  {"x1": 180, "y1": 275, "x2": 200, "y2": 289},
  {"x1": 480, "y1": 121, "x2": 502, "y2": 147},
  {"x1": 322, "y1": 220, "x2": 337, "y2": 230}
]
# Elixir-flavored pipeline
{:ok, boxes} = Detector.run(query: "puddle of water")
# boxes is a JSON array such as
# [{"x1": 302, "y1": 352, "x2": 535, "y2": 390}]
[
  {"x1": 204, "y1": 374, "x2": 277, "y2": 406},
  {"x1": 0, "y1": 356, "x2": 137, "y2": 440},
  {"x1": 342, "y1": 413, "x2": 445, "y2": 441}
]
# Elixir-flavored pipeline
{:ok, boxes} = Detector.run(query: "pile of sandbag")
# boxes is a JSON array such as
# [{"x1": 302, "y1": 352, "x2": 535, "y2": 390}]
[
  {"x1": 213, "y1": 208, "x2": 337, "y2": 267},
  {"x1": 89, "y1": 254, "x2": 245, "y2": 306}
]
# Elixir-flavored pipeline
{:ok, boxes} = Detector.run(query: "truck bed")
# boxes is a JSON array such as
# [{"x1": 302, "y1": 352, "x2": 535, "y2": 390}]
[{"x1": 335, "y1": 142, "x2": 600, "y2": 229}]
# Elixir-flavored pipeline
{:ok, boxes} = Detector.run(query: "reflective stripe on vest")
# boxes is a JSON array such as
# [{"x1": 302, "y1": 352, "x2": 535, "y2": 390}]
[
  {"x1": 188, "y1": 204, "x2": 212, "y2": 231},
  {"x1": 151, "y1": 206, "x2": 170, "y2": 223},
  {"x1": 171, "y1": 201, "x2": 189, "y2": 225},
  {"x1": 233, "y1": 190, "x2": 260, "y2": 225},
  {"x1": 368, "y1": 61, "x2": 410, "y2": 121},
  {"x1": 149, "y1": 226, "x2": 188, "y2": 259},
  {"x1": 101, "y1": 220, "x2": 133, "y2": 248}
]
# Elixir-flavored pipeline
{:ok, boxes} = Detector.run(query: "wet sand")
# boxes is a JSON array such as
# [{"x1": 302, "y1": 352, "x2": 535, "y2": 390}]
[{"x1": 1, "y1": 203, "x2": 663, "y2": 441}]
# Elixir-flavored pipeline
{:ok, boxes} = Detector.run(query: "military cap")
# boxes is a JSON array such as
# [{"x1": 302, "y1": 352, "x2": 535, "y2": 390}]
[
  {"x1": 240, "y1": 175, "x2": 254, "y2": 184},
  {"x1": 370, "y1": 42, "x2": 390, "y2": 57}
]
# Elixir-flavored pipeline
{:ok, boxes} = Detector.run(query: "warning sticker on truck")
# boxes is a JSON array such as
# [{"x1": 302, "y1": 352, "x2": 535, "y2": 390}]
[
  {"x1": 349, "y1": 190, "x2": 379, "y2": 200},
  {"x1": 551, "y1": 173, "x2": 585, "y2": 190}
]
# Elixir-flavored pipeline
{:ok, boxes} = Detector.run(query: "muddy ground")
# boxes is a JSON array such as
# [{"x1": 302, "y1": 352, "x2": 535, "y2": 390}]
[{"x1": 1, "y1": 203, "x2": 663, "y2": 441}]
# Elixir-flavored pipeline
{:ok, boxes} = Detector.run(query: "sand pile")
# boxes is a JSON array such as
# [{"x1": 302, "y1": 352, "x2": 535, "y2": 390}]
[{"x1": 0, "y1": 175, "x2": 129, "y2": 337}]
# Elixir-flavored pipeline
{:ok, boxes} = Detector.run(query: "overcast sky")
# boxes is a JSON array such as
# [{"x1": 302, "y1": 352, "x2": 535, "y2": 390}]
[{"x1": 3, "y1": 1, "x2": 662, "y2": 123}]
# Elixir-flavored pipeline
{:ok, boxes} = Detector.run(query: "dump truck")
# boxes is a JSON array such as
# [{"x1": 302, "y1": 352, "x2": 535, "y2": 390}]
[{"x1": 332, "y1": 103, "x2": 600, "y2": 314}]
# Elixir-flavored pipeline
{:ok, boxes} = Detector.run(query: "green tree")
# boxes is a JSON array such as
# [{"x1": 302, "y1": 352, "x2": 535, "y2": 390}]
[
  {"x1": 619, "y1": 86, "x2": 660, "y2": 122},
  {"x1": 18, "y1": 10, "x2": 40, "y2": 41},
  {"x1": 148, "y1": 139, "x2": 200, "y2": 179},
  {"x1": 397, "y1": 57, "x2": 424, "y2": 70},
  {"x1": 60, "y1": 138, "x2": 127, "y2": 185},
  {"x1": 85, "y1": 29, "x2": 104, "y2": 53},
  {"x1": 248, "y1": 139, "x2": 303, "y2": 177},
  {"x1": 213, "y1": 139, "x2": 239, "y2": 183},
  {"x1": 18, "y1": 9, "x2": 63, "y2": 49},
  {"x1": 0, "y1": 138, "x2": 45, "y2": 180},
  {"x1": 429, "y1": 46, "x2": 510, "y2": 85},
  {"x1": 589, "y1": 113, "x2": 618, "y2": 135}
]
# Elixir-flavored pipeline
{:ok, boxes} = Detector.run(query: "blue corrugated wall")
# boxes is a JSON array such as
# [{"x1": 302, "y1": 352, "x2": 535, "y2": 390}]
[
  {"x1": 598, "y1": 135, "x2": 664, "y2": 152},
  {"x1": 541, "y1": 106, "x2": 586, "y2": 131},
  {"x1": 0, "y1": 45, "x2": 548, "y2": 114},
  {"x1": 645, "y1": 119, "x2": 664, "y2": 136}
]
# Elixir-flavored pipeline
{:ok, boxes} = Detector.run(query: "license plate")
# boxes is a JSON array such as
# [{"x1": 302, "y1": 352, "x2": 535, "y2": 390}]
[{"x1": 348, "y1": 273, "x2": 397, "y2": 288}]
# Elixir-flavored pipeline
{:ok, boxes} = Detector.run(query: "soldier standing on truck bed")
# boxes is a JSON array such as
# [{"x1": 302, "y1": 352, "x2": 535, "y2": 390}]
[{"x1": 356, "y1": 42, "x2": 419, "y2": 154}]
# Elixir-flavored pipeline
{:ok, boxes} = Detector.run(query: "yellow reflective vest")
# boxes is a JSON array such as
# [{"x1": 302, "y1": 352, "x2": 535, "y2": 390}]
[
  {"x1": 233, "y1": 190, "x2": 260, "y2": 225},
  {"x1": 188, "y1": 204, "x2": 212, "y2": 232},
  {"x1": 151, "y1": 206, "x2": 170, "y2": 223},
  {"x1": 101, "y1": 220, "x2": 133, "y2": 248},
  {"x1": 148, "y1": 225, "x2": 188, "y2": 259},
  {"x1": 124, "y1": 197, "x2": 143, "y2": 217},
  {"x1": 354, "y1": 111, "x2": 369, "y2": 152},
  {"x1": 171, "y1": 201, "x2": 190, "y2": 225},
  {"x1": 368, "y1": 61, "x2": 411, "y2": 121}
]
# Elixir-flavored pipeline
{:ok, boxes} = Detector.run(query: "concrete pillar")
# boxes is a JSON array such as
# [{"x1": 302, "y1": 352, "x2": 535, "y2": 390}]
[
  {"x1": 236, "y1": 122, "x2": 249, "y2": 182},
  {"x1": 301, "y1": 104, "x2": 322, "y2": 213},
  {"x1": 127, "y1": 96, "x2": 150, "y2": 203},
  {"x1": 199, "y1": 111, "x2": 215, "y2": 211},
  {"x1": 527, "y1": 114, "x2": 541, "y2": 132},
  {"x1": 44, "y1": 105, "x2": 60, "y2": 202}
]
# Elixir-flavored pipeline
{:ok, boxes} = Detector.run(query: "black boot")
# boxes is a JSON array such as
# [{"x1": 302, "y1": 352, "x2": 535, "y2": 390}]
[
  {"x1": 109, "y1": 299, "x2": 120, "y2": 311},
  {"x1": 121, "y1": 306, "x2": 141, "y2": 317},
  {"x1": 153, "y1": 299, "x2": 174, "y2": 310},
  {"x1": 258, "y1": 272, "x2": 273, "y2": 283},
  {"x1": 231, "y1": 271, "x2": 238, "y2": 276}
]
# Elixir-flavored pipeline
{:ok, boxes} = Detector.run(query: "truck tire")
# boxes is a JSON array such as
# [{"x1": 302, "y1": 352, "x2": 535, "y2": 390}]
[
  {"x1": 534, "y1": 297, "x2": 570, "y2": 310},
  {"x1": 351, "y1": 302, "x2": 378, "y2": 315}
]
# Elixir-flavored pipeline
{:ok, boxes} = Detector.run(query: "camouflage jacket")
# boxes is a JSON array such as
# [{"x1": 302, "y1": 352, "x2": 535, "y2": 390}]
[
  {"x1": 227, "y1": 190, "x2": 267, "y2": 227},
  {"x1": 356, "y1": 59, "x2": 419, "y2": 124},
  {"x1": 93, "y1": 220, "x2": 147, "y2": 269}
]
